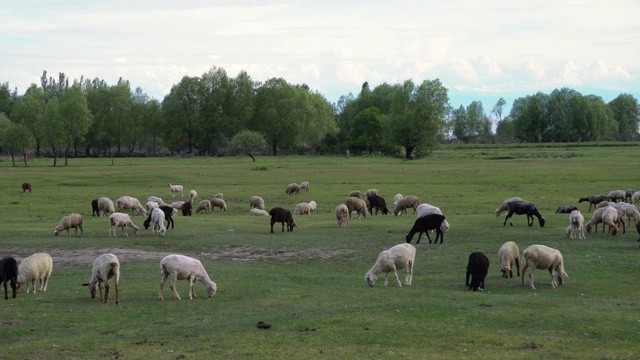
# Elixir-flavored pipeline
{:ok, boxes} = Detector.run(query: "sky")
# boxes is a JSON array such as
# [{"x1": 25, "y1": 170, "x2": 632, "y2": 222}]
[{"x1": 2, "y1": 0, "x2": 639, "y2": 118}]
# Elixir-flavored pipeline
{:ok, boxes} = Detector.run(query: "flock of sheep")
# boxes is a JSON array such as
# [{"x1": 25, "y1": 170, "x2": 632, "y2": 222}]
[{"x1": 1, "y1": 181, "x2": 639, "y2": 305}]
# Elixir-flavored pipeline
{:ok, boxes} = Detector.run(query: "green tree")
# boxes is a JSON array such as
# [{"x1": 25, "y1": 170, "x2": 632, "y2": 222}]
[
  {"x1": 11, "y1": 85, "x2": 45, "y2": 156},
  {"x1": 229, "y1": 130, "x2": 267, "y2": 161},
  {"x1": 510, "y1": 92, "x2": 548, "y2": 142},
  {"x1": 59, "y1": 84, "x2": 92, "y2": 164},
  {"x1": 40, "y1": 96, "x2": 65, "y2": 166},
  {"x1": 608, "y1": 94, "x2": 639, "y2": 140},
  {"x1": 110, "y1": 79, "x2": 133, "y2": 154},
  {"x1": 85, "y1": 81, "x2": 113, "y2": 156},
  {"x1": 585, "y1": 95, "x2": 617, "y2": 141},
  {"x1": 162, "y1": 76, "x2": 201, "y2": 154},
  {"x1": 3, "y1": 121, "x2": 35, "y2": 166},
  {"x1": 197, "y1": 67, "x2": 230, "y2": 154},
  {"x1": 349, "y1": 107, "x2": 384, "y2": 154}
]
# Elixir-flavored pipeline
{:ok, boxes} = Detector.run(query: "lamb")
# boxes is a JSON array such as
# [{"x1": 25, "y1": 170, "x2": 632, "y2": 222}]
[
  {"x1": 555, "y1": 205, "x2": 578, "y2": 213},
  {"x1": 53, "y1": 213, "x2": 83, "y2": 237},
  {"x1": 607, "y1": 189, "x2": 626, "y2": 203},
  {"x1": 393, "y1": 195, "x2": 419, "y2": 216},
  {"x1": 109, "y1": 212, "x2": 139, "y2": 237},
  {"x1": 189, "y1": 189, "x2": 197, "y2": 203},
  {"x1": 169, "y1": 183, "x2": 184, "y2": 197},
  {"x1": 521, "y1": 245, "x2": 568, "y2": 290},
  {"x1": 367, "y1": 195, "x2": 389, "y2": 215},
  {"x1": 565, "y1": 210, "x2": 586, "y2": 240},
  {"x1": 497, "y1": 241, "x2": 520, "y2": 278},
  {"x1": 159, "y1": 254, "x2": 217, "y2": 300},
  {"x1": 97, "y1": 197, "x2": 115, "y2": 217},
  {"x1": 405, "y1": 214, "x2": 446, "y2": 244},
  {"x1": 309, "y1": 200, "x2": 317, "y2": 214},
  {"x1": 335, "y1": 204, "x2": 349, "y2": 227},
  {"x1": 466, "y1": 252, "x2": 490, "y2": 291},
  {"x1": 285, "y1": 183, "x2": 300, "y2": 195},
  {"x1": 196, "y1": 200, "x2": 212, "y2": 213},
  {"x1": 147, "y1": 196, "x2": 164, "y2": 205},
  {"x1": 502, "y1": 200, "x2": 545, "y2": 227},
  {"x1": 365, "y1": 243, "x2": 416, "y2": 287},
  {"x1": 416, "y1": 203, "x2": 450, "y2": 233},
  {"x1": 150, "y1": 208, "x2": 167, "y2": 236},
  {"x1": 22, "y1": 182, "x2": 32, "y2": 192},
  {"x1": 116, "y1": 196, "x2": 147, "y2": 216},
  {"x1": 495, "y1": 197, "x2": 523, "y2": 217},
  {"x1": 345, "y1": 196, "x2": 368, "y2": 219},
  {"x1": 300, "y1": 181, "x2": 310, "y2": 192},
  {"x1": 269, "y1": 207, "x2": 296, "y2": 233},
  {"x1": 144, "y1": 204, "x2": 175, "y2": 230},
  {"x1": 91, "y1": 199, "x2": 100, "y2": 217},
  {"x1": 294, "y1": 202, "x2": 311, "y2": 215},
  {"x1": 578, "y1": 194, "x2": 608, "y2": 211},
  {"x1": 249, "y1": 196, "x2": 265, "y2": 210},
  {"x1": 146, "y1": 201, "x2": 160, "y2": 213},
  {"x1": 250, "y1": 208, "x2": 270, "y2": 216},
  {"x1": 16, "y1": 253, "x2": 53, "y2": 294},
  {"x1": 348, "y1": 190, "x2": 363, "y2": 198},
  {"x1": 181, "y1": 202, "x2": 192, "y2": 216},
  {"x1": 82, "y1": 253, "x2": 120, "y2": 304},
  {"x1": 0, "y1": 257, "x2": 18, "y2": 300},
  {"x1": 210, "y1": 198, "x2": 227, "y2": 212}
]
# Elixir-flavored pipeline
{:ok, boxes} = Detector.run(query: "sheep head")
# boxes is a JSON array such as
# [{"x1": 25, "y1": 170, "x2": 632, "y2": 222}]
[{"x1": 365, "y1": 273, "x2": 377, "y2": 287}]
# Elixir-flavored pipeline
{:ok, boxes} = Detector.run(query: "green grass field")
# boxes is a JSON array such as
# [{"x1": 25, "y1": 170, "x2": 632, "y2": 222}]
[{"x1": 1, "y1": 145, "x2": 639, "y2": 359}]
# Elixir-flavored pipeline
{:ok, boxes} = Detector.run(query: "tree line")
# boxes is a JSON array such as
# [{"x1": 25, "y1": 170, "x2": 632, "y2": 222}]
[{"x1": 0, "y1": 67, "x2": 638, "y2": 165}]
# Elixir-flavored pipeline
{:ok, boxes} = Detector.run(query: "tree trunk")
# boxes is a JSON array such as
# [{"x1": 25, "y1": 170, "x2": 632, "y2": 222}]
[
  {"x1": 22, "y1": 149, "x2": 28, "y2": 167},
  {"x1": 247, "y1": 151, "x2": 256, "y2": 162},
  {"x1": 272, "y1": 142, "x2": 278, "y2": 156},
  {"x1": 9, "y1": 152, "x2": 16, "y2": 166},
  {"x1": 52, "y1": 146, "x2": 58, "y2": 166},
  {"x1": 404, "y1": 146, "x2": 414, "y2": 160}
]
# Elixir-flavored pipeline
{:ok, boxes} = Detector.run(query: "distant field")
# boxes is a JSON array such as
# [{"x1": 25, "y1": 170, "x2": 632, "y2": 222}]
[{"x1": 1, "y1": 146, "x2": 639, "y2": 359}]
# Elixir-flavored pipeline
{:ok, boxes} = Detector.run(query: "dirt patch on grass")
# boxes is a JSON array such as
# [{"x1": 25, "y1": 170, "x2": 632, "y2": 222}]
[{"x1": 3, "y1": 245, "x2": 354, "y2": 267}]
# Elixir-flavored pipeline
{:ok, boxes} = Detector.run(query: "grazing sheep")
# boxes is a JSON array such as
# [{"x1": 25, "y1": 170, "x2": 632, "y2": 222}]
[
  {"x1": 367, "y1": 195, "x2": 389, "y2": 215},
  {"x1": 555, "y1": 205, "x2": 578, "y2": 213},
  {"x1": 97, "y1": 197, "x2": 115, "y2": 217},
  {"x1": 285, "y1": 183, "x2": 300, "y2": 195},
  {"x1": 578, "y1": 194, "x2": 608, "y2": 211},
  {"x1": 393, "y1": 194, "x2": 405, "y2": 215},
  {"x1": 169, "y1": 183, "x2": 184, "y2": 197},
  {"x1": 146, "y1": 201, "x2": 160, "y2": 213},
  {"x1": 466, "y1": 252, "x2": 490, "y2": 291},
  {"x1": 625, "y1": 189, "x2": 634, "y2": 203},
  {"x1": 393, "y1": 195, "x2": 419, "y2": 216},
  {"x1": 596, "y1": 201, "x2": 613, "y2": 209},
  {"x1": 300, "y1": 181, "x2": 310, "y2": 192},
  {"x1": 83, "y1": 253, "x2": 120, "y2": 304},
  {"x1": 586, "y1": 206, "x2": 608, "y2": 234},
  {"x1": 502, "y1": 200, "x2": 545, "y2": 227},
  {"x1": 345, "y1": 196, "x2": 368, "y2": 219},
  {"x1": 294, "y1": 202, "x2": 311, "y2": 215},
  {"x1": 269, "y1": 207, "x2": 296, "y2": 233},
  {"x1": 348, "y1": 190, "x2": 363, "y2": 199},
  {"x1": 616, "y1": 202, "x2": 640, "y2": 226},
  {"x1": 565, "y1": 210, "x2": 586, "y2": 240},
  {"x1": 405, "y1": 214, "x2": 446, "y2": 244},
  {"x1": 91, "y1": 199, "x2": 100, "y2": 217},
  {"x1": 171, "y1": 201, "x2": 186, "y2": 210},
  {"x1": 150, "y1": 208, "x2": 167, "y2": 236},
  {"x1": 416, "y1": 203, "x2": 450, "y2": 233},
  {"x1": 608, "y1": 189, "x2": 626, "y2": 203},
  {"x1": 189, "y1": 189, "x2": 197, "y2": 203},
  {"x1": 22, "y1": 182, "x2": 32, "y2": 192},
  {"x1": 249, "y1": 196, "x2": 265, "y2": 210},
  {"x1": 17, "y1": 253, "x2": 53, "y2": 294},
  {"x1": 335, "y1": 204, "x2": 349, "y2": 228},
  {"x1": 196, "y1": 200, "x2": 212, "y2": 214},
  {"x1": 495, "y1": 197, "x2": 524, "y2": 217},
  {"x1": 601, "y1": 206, "x2": 624, "y2": 235},
  {"x1": 147, "y1": 196, "x2": 164, "y2": 205},
  {"x1": 181, "y1": 202, "x2": 192, "y2": 216},
  {"x1": 144, "y1": 204, "x2": 175, "y2": 230},
  {"x1": 632, "y1": 191, "x2": 640, "y2": 205},
  {"x1": 250, "y1": 208, "x2": 270, "y2": 216},
  {"x1": 109, "y1": 212, "x2": 139, "y2": 237},
  {"x1": 159, "y1": 254, "x2": 217, "y2": 301},
  {"x1": 521, "y1": 245, "x2": 568, "y2": 290},
  {"x1": 53, "y1": 213, "x2": 83, "y2": 237},
  {"x1": 210, "y1": 198, "x2": 227, "y2": 212},
  {"x1": 364, "y1": 189, "x2": 379, "y2": 198},
  {"x1": 365, "y1": 243, "x2": 416, "y2": 287},
  {"x1": 0, "y1": 257, "x2": 18, "y2": 300},
  {"x1": 212, "y1": 193, "x2": 224, "y2": 199},
  {"x1": 116, "y1": 196, "x2": 147, "y2": 216},
  {"x1": 498, "y1": 241, "x2": 520, "y2": 279}
]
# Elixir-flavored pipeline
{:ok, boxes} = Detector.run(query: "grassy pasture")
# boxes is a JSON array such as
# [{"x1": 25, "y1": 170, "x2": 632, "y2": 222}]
[{"x1": 1, "y1": 145, "x2": 639, "y2": 359}]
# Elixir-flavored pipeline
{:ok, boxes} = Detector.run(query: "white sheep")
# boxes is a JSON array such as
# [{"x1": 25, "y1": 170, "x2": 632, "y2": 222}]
[
  {"x1": 171, "y1": 201, "x2": 186, "y2": 209},
  {"x1": 151, "y1": 208, "x2": 167, "y2": 236},
  {"x1": 309, "y1": 200, "x2": 317, "y2": 215},
  {"x1": 97, "y1": 197, "x2": 115, "y2": 217},
  {"x1": 196, "y1": 200, "x2": 212, "y2": 214},
  {"x1": 16, "y1": 253, "x2": 53, "y2": 294},
  {"x1": 285, "y1": 183, "x2": 300, "y2": 195},
  {"x1": 147, "y1": 196, "x2": 164, "y2": 205},
  {"x1": 393, "y1": 195, "x2": 419, "y2": 216},
  {"x1": 365, "y1": 243, "x2": 416, "y2": 287},
  {"x1": 416, "y1": 203, "x2": 450, "y2": 233},
  {"x1": 249, "y1": 196, "x2": 265, "y2": 210},
  {"x1": 210, "y1": 198, "x2": 227, "y2": 211},
  {"x1": 169, "y1": 183, "x2": 184, "y2": 197},
  {"x1": 497, "y1": 241, "x2": 520, "y2": 278},
  {"x1": 212, "y1": 193, "x2": 224, "y2": 200},
  {"x1": 146, "y1": 201, "x2": 160, "y2": 213},
  {"x1": 632, "y1": 191, "x2": 640, "y2": 205},
  {"x1": 348, "y1": 190, "x2": 363, "y2": 198},
  {"x1": 116, "y1": 196, "x2": 147, "y2": 216},
  {"x1": 495, "y1": 197, "x2": 523, "y2": 217},
  {"x1": 249, "y1": 208, "x2": 270, "y2": 216},
  {"x1": 393, "y1": 194, "x2": 403, "y2": 207},
  {"x1": 565, "y1": 210, "x2": 586, "y2": 240},
  {"x1": 300, "y1": 181, "x2": 310, "y2": 192},
  {"x1": 53, "y1": 213, "x2": 83, "y2": 237},
  {"x1": 294, "y1": 202, "x2": 311, "y2": 215},
  {"x1": 159, "y1": 254, "x2": 217, "y2": 301},
  {"x1": 345, "y1": 196, "x2": 368, "y2": 219},
  {"x1": 586, "y1": 206, "x2": 608, "y2": 233},
  {"x1": 83, "y1": 253, "x2": 120, "y2": 304},
  {"x1": 189, "y1": 189, "x2": 197, "y2": 203},
  {"x1": 521, "y1": 245, "x2": 568, "y2": 290},
  {"x1": 335, "y1": 204, "x2": 349, "y2": 227},
  {"x1": 364, "y1": 189, "x2": 379, "y2": 198},
  {"x1": 601, "y1": 205, "x2": 624, "y2": 235},
  {"x1": 109, "y1": 212, "x2": 139, "y2": 237}
]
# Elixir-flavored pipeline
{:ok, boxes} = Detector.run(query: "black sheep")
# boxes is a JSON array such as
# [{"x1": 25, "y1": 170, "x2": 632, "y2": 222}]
[
  {"x1": 578, "y1": 194, "x2": 608, "y2": 211},
  {"x1": 0, "y1": 257, "x2": 18, "y2": 300},
  {"x1": 367, "y1": 195, "x2": 389, "y2": 215},
  {"x1": 466, "y1": 252, "x2": 490, "y2": 291},
  {"x1": 405, "y1": 214, "x2": 446, "y2": 244},
  {"x1": 555, "y1": 205, "x2": 578, "y2": 214},
  {"x1": 144, "y1": 205, "x2": 175, "y2": 230},
  {"x1": 181, "y1": 202, "x2": 192, "y2": 216},
  {"x1": 503, "y1": 200, "x2": 545, "y2": 227},
  {"x1": 91, "y1": 199, "x2": 100, "y2": 217},
  {"x1": 269, "y1": 207, "x2": 296, "y2": 233}
]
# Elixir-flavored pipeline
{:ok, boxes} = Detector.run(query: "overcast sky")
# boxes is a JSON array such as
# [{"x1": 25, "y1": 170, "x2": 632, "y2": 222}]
[{"x1": 2, "y1": 0, "x2": 638, "y2": 117}]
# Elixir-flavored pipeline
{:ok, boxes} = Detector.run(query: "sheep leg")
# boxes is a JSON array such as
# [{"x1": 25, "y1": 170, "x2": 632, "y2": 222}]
[
  {"x1": 103, "y1": 281, "x2": 110, "y2": 303},
  {"x1": 548, "y1": 268, "x2": 557, "y2": 288},
  {"x1": 527, "y1": 215, "x2": 534, "y2": 227},
  {"x1": 405, "y1": 261, "x2": 413, "y2": 286},
  {"x1": 114, "y1": 280, "x2": 119, "y2": 305},
  {"x1": 383, "y1": 273, "x2": 389, "y2": 287},
  {"x1": 528, "y1": 268, "x2": 536, "y2": 290},
  {"x1": 515, "y1": 259, "x2": 520, "y2": 277},
  {"x1": 393, "y1": 268, "x2": 402, "y2": 287},
  {"x1": 521, "y1": 263, "x2": 529, "y2": 285},
  {"x1": 169, "y1": 275, "x2": 181, "y2": 300},
  {"x1": 42, "y1": 273, "x2": 49, "y2": 292},
  {"x1": 189, "y1": 276, "x2": 196, "y2": 299}
]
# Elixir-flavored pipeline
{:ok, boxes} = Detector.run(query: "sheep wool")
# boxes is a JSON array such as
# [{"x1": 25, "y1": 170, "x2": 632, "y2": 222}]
[
  {"x1": 53, "y1": 213, "x2": 83, "y2": 237},
  {"x1": 159, "y1": 254, "x2": 217, "y2": 300},
  {"x1": 83, "y1": 253, "x2": 120, "y2": 304},
  {"x1": 17, "y1": 253, "x2": 53, "y2": 293},
  {"x1": 365, "y1": 243, "x2": 416, "y2": 287},
  {"x1": 521, "y1": 245, "x2": 568, "y2": 290}
]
